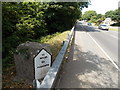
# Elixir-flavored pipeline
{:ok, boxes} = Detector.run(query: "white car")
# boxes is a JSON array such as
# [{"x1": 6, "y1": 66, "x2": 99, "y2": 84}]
[{"x1": 98, "y1": 24, "x2": 109, "y2": 31}]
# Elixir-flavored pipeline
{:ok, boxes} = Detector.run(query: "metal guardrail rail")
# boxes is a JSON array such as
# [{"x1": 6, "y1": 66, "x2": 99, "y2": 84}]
[{"x1": 33, "y1": 25, "x2": 75, "y2": 89}]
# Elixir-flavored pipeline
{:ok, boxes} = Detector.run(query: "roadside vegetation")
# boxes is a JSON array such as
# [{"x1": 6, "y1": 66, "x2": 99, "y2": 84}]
[
  {"x1": 39, "y1": 31, "x2": 70, "y2": 61},
  {"x1": 3, "y1": 30, "x2": 69, "y2": 88},
  {"x1": 2, "y1": 2, "x2": 89, "y2": 88},
  {"x1": 81, "y1": 10, "x2": 105, "y2": 25},
  {"x1": 109, "y1": 27, "x2": 120, "y2": 31},
  {"x1": 3, "y1": 2, "x2": 89, "y2": 68},
  {"x1": 81, "y1": 8, "x2": 120, "y2": 27}
]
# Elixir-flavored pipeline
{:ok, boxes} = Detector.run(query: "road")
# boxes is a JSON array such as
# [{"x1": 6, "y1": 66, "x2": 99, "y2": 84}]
[
  {"x1": 57, "y1": 22, "x2": 119, "y2": 88},
  {"x1": 82, "y1": 25, "x2": 119, "y2": 68}
]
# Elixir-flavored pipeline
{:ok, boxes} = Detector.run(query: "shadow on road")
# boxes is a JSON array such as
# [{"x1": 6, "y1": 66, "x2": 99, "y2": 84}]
[
  {"x1": 76, "y1": 23, "x2": 100, "y2": 32},
  {"x1": 58, "y1": 26, "x2": 118, "y2": 88}
]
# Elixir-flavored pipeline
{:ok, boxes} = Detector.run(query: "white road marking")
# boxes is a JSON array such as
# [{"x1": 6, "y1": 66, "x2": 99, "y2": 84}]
[{"x1": 87, "y1": 33, "x2": 119, "y2": 71}]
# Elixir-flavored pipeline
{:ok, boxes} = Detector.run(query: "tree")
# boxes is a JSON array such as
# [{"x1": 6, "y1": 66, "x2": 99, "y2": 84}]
[
  {"x1": 105, "y1": 8, "x2": 120, "y2": 22},
  {"x1": 90, "y1": 16, "x2": 97, "y2": 23},
  {"x1": 2, "y1": 2, "x2": 48, "y2": 66},
  {"x1": 44, "y1": 2, "x2": 89, "y2": 33},
  {"x1": 96, "y1": 14, "x2": 103, "y2": 19},
  {"x1": 95, "y1": 16, "x2": 105, "y2": 25},
  {"x1": 2, "y1": 2, "x2": 90, "y2": 67},
  {"x1": 112, "y1": 8, "x2": 120, "y2": 22},
  {"x1": 16, "y1": 2, "x2": 47, "y2": 39},
  {"x1": 105, "y1": 10, "x2": 114, "y2": 19},
  {"x1": 82, "y1": 10, "x2": 97, "y2": 21}
]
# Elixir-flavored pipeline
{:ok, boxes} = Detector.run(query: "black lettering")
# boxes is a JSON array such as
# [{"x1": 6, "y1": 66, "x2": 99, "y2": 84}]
[
  {"x1": 40, "y1": 56, "x2": 47, "y2": 59},
  {"x1": 42, "y1": 54, "x2": 45, "y2": 56},
  {"x1": 41, "y1": 61, "x2": 45, "y2": 63},
  {"x1": 37, "y1": 64, "x2": 49, "y2": 68}
]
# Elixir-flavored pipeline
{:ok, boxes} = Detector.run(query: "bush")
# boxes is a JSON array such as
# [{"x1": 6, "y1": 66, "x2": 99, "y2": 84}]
[
  {"x1": 110, "y1": 22, "x2": 120, "y2": 26},
  {"x1": 2, "y1": 2, "x2": 89, "y2": 68}
]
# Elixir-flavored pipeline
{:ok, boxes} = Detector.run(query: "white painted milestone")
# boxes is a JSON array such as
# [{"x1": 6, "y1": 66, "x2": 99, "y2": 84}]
[{"x1": 34, "y1": 48, "x2": 51, "y2": 80}]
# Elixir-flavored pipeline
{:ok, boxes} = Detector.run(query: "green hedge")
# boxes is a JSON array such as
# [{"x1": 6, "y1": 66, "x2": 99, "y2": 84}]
[{"x1": 2, "y1": 2, "x2": 89, "y2": 67}]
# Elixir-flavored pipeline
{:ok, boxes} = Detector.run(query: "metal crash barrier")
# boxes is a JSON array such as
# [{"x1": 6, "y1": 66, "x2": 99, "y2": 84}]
[{"x1": 33, "y1": 25, "x2": 75, "y2": 89}]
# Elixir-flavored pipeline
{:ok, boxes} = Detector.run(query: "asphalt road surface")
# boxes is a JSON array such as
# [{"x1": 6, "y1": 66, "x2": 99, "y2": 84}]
[{"x1": 57, "y1": 22, "x2": 119, "y2": 88}]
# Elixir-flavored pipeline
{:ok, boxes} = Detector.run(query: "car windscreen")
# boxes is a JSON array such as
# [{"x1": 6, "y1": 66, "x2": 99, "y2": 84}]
[{"x1": 101, "y1": 25, "x2": 107, "y2": 26}]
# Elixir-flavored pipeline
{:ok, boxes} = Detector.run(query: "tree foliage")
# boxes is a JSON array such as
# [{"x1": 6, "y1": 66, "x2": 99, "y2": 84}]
[
  {"x1": 2, "y1": 2, "x2": 89, "y2": 67},
  {"x1": 105, "y1": 8, "x2": 120, "y2": 22},
  {"x1": 44, "y1": 2, "x2": 89, "y2": 33},
  {"x1": 105, "y1": 10, "x2": 115, "y2": 19},
  {"x1": 81, "y1": 10, "x2": 105, "y2": 25},
  {"x1": 82, "y1": 10, "x2": 97, "y2": 21}
]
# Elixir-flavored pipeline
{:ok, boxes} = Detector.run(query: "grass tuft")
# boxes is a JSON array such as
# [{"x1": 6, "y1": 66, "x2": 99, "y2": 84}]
[{"x1": 39, "y1": 31, "x2": 70, "y2": 61}]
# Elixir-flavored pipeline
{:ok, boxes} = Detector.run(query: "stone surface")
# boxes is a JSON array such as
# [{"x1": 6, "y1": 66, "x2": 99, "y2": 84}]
[{"x1": 14, "y1": 41, "x2": 51, "y2": 84}]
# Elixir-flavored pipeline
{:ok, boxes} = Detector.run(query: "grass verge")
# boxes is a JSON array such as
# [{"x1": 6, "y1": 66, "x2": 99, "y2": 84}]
[
  {"x1": 39, "y1": 31, "x2": 70, "y2": 61},
  {"x1": 109, "y1": 28, "x2": 120, "y2": 31},
  {"x1": 3, "y1": 30, "x2": 70, "y2": 88}
]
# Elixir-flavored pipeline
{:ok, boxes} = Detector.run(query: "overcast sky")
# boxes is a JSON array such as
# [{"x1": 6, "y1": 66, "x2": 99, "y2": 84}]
[{"x1": 82, "y1": 0, "x2": 120, "y2": 15}]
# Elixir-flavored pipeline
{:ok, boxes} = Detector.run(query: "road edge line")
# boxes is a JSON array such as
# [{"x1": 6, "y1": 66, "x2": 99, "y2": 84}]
[{"x1": 87, "y1": 33, "x2": 119, "y2": 71}]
